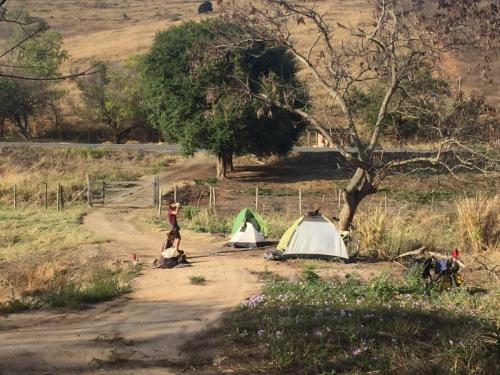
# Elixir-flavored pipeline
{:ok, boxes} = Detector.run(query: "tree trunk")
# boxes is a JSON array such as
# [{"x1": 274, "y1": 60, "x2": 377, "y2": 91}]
[
  {"x1": 23, "y1": 114, "x2": 31, "y2": 139},
  {"x1": 0, "y1": 117, "x2": 5, "y2": 139},
  {"x1": 50, "y1": 102, "x2": 63, "y2": 140},
  {"x1": 216, "y1": 153, "x2": 230, "y2": 179},
  {"x1": 228, "y1": 153, "x2": 234, "y2": 171},
  {"x1": 338, "y1": 167, "x2": 377, "y2": 231},
  {"x1": 13, "y1": 115, "x2": 31, "y2": 140}
]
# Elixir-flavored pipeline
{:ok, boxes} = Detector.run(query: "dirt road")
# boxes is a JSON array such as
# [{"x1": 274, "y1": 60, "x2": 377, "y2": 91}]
[{"x1": 0, "y1": 154, "x2": 291, "y2": 374}]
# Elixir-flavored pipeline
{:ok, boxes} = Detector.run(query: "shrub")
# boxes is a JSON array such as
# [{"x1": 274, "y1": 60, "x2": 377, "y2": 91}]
[
  {"x1": 299, "y1": 264, "x2": 321, "y2": 283},
  {"x1": 184, "y1": 208, "x2": 231, "y2": 234},
  {"x1": 262, "y1": 212, "x2": 293, "y2": 239},
  {"x1": 189, "y1": 275, "x2": 206, "y2": 285},
  {"x1": 181, "y1": 205, "x2": 198, "y2": 220},
  {"x1": 0, "y1": 296, "x2": 34, "y2": 314},
  {"x1": 355, "y1": 207, "x2": 390, "y2": 257},
  {"x1": 456, "y1": 194, "x2": 499, "y2": 252},
  {"x1": 40, "y1": 264, "x2": 136, "y2": 309}
]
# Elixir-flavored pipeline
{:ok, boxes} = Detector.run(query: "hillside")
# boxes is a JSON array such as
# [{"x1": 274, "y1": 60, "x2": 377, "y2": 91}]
[{"x1": 7, "y1": 0, "x2": 500, "y2": 128}]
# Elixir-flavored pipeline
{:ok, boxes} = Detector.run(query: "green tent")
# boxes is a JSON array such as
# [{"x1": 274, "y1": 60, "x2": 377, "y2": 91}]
[{"x1": 231, "y1": 208, "x2": 266, "y2": 236}]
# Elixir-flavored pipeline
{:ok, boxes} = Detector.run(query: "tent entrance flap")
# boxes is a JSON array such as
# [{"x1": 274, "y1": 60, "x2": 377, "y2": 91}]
[{"x1": 228, "y1": 222, "x2": 266, "y2": 248}]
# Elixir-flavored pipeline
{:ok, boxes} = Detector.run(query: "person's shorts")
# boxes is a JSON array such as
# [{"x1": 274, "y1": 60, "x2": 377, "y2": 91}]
[
  {"x1": 170, "y1": 223, "x2": 180, "y2": 231},
  {"x1": 170, "y1": 226, "x2": 181, "y2": 238}
]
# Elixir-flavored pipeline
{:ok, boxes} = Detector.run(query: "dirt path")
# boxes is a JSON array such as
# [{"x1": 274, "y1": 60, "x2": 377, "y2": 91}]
[{"x1": 0, "y1": 154, "x2": 291, "y2": 375}]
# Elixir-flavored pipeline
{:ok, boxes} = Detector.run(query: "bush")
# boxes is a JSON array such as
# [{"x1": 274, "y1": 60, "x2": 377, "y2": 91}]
[
  {"x1": 40, "y1": 264, "x2": 137, "y2": 309},
  {"x1": 181, "y1": 205, "x2": 198, "y2": 221},
  {"x1": 183, "y1": 208, "x2": 231, "y2": 234},
  {"x1": 189, "y1": 275, "x2": 206, "y2": 285},
  {"x1": 355, "y1": 207, "x2": 390, "y2": 257},
  {"x1": 353, "y1": 206, "x2": 458, "y2": 258},
  {"x1": 0, "y1": 296, "x2": 34, "y2": 314},
  {"x1": 456, "y1": 194, "x2": 499, "y2": 252},
  {"x1": 299, "y1": 264, "x2": 320, "y2": 283},
  {"x1": 262, "y1": 212, "x2": 293, "y2": 240}
]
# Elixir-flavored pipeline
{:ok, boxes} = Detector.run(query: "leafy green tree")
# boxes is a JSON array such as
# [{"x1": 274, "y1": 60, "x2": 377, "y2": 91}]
[
  {"x1": 76, "y1": 58, "x2": 147, "y2": 144},
  {"x1": 142, "y1": 20, "x2": 305, "y2": 178},
  {"x1": 0, "y1": 9, "x2": 66, "y2": 140}
]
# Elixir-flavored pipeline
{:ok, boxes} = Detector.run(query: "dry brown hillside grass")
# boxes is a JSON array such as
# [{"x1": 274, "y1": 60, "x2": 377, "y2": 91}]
[{"x1": 11, "y1": 0, "x2": 499, "y2": 110}]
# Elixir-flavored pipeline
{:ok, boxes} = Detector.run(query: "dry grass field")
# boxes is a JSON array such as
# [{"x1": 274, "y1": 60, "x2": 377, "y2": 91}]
[{"x1": 10, "y1": 0, "x2": 500, "y2": 109}]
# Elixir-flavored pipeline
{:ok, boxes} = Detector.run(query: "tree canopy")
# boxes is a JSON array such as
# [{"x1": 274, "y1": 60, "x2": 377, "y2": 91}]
[
  {"x1": 0, "y1": 8, "x2": 66, "y2": 139},
  {"x1": 76, "y1": 58, "x2": 147, "y2": 144},
  {"x1": 142, "y1": 19, "x2": 306, "y2": 178}
]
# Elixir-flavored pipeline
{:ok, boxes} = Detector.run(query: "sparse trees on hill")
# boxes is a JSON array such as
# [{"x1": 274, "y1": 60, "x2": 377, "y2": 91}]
[
  {"x1": 75, "y1": 59, "x2": 148, "y2": 144},
  {"x1": 0, "y1": 8, "x2": 67, "y2": 139},
  {"x1": 221, "y1": 0, "x2": 499, "y2": 230},
  {"x1": 142, "y1": 19, "x2": 306, "y2": 178}
]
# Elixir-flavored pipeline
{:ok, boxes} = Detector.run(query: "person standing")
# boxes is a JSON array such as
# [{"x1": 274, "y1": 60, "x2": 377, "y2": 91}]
[{"x1": 167, "y1": 201, "x2": 181, "y2": 251}]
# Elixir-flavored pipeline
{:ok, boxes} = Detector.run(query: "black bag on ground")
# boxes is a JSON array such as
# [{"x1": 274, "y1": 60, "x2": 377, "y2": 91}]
[{"x1": 153, "y1": 256, "x2": 179, "y2": 269}]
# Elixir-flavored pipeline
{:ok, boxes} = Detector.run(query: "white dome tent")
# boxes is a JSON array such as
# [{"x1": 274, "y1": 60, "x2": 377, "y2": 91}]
[{"x1": 277, "y1": 214, "x2": 350, "y2": 259}]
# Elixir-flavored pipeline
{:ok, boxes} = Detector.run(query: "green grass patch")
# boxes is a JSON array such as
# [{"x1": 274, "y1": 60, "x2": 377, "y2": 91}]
[
  {"x1": 0, "y1": 264, "x2": 139, "y2": 313},
  {"x1": 189, "y1": 275, "x2": 206, "y2": 285},
  {"x1": 223, "y1": 272, "x2": 499, "y2": 374},
  {"x1": 387, "y1": 189, "x2": 463, "y2": 204},
  {"x1": 0, "y1": 205, "x2": 103, "y2": 260},
  {"x1": 182, "y1": 208, "x2": 231, "y2": 234}
]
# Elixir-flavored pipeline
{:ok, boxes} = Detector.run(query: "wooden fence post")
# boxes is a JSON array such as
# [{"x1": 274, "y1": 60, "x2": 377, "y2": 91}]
[
  {"x1": 255, "y1": 187, "x2": 259, "y2": 211},
  {"x1": 57, "y1": 182, "x2": 60, "y2": 212},
  {"x1": 102, "y1": 181, "x2": 105, "y2": 206},
  {"x1": 45, "y1": 183, "x2": 48, "y2": 211},
  {"x1": 208, "y1": 186, "x2": 212, "y2": 208},
  {"x1": 13, "y1": 185, "x2": 16, "y2": 211},
  {"x1": 60, "y1": 184, "x2": 64, "y2": 210},
  {"x1": 157, "y1": 187, "x2": 162, "y2": 218},
  {"x1": 299, "y1": 188, "x2": 302, "y2": 215},
  {"x1": 174, "y1": 184, "x2": 177, "y2": 202},
  {"x1": 153, "y1": 177, "x2": 158, "y2": 206},
  {"x1": 212, "y1": 186, "x2": 216, "y2": 207},
  {"x1": 86, "y1": 173, "x2": 92, "y2": 207}
]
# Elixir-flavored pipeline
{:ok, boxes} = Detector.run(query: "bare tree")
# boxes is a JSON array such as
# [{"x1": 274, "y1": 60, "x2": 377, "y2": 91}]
[{"x1": 220, "y1": 0, "x2": 499, "y2": 230}]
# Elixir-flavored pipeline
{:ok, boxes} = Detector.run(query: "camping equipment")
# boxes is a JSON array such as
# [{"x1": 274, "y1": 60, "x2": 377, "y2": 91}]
[
  {"x1": 228, "y1": 208, "x2": 267, "y2": 248},
  {"x1": 231, "y1": 208, "x2": 266, "y2": 236},
  {"x1": 198, "y1": 1, "x2": 213, "y2": 14},
  {"x1": 277, "y1": 214, "x2": 350, "y2": 259},
  {"x1": 399, "y1": 247, "x2": 465, "y2": 290},
  {"x1": 264, "y1": 250, "x2": 285, "y2": 261}
]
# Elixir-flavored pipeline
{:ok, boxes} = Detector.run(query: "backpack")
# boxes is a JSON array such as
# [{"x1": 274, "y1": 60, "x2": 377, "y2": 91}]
[{"x1": 153, "y1": 256, "x2": 178, "y2": 269}]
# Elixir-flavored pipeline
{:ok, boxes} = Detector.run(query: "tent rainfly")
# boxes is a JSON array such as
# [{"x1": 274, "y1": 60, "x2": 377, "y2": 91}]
[
  {"x1": 228, "y1": 208, "x2": 267, "y2": 248},
  {"x1": 277, "y1": 214, "x2": 350, "y2": 259}
]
